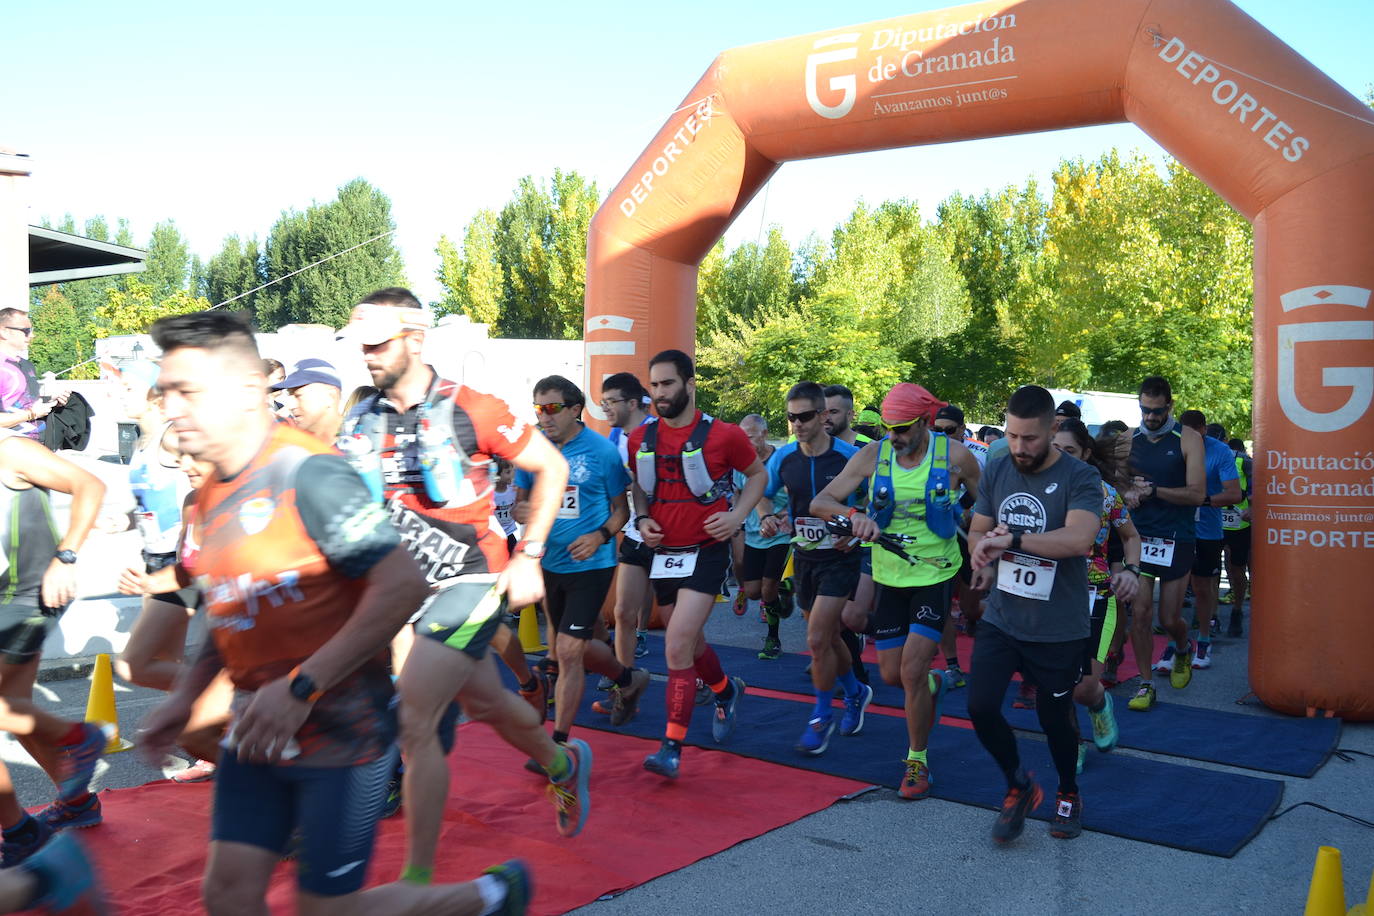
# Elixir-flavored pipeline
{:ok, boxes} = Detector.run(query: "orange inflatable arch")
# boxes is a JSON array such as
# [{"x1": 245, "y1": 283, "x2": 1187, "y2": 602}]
[{"x1": 583, "y1": 0, "x2": 1374, "y2": 720}]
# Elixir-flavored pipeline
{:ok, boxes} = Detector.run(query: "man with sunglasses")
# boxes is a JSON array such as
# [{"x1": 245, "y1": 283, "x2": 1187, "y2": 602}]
[
  {"x1": 812, "y1": 383, "x2": 979, "y2": 797},
  {"x1": 336, "y1": 288, "x2": 593, "y2": 884},
  {"x1": 759, "y1": 382, "x2": 870, "y2": 755},
  {"x1": 0, "y1": 309, "x2": 64, "y2": 441},
  {"x1": 628, "y1": 349, "x2": 766, "y2": 779},
  {"x1": 1119, "y1": 375, "x2": 1206, "y2": 711},
  {"x1": 514, "y1": 375, "x2": 650, "y2": 743},
  {"x1": 599, "y1": 373, "x2": 656, "y2": 665}
]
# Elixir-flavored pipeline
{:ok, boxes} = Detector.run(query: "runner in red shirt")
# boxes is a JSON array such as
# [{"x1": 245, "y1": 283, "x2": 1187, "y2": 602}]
[
  {"x1": 627, "y1": 349, "x2": 766, "y2": 779},
  {"x1": 138, "y1": 310, "x2": 530, "y2": 916}
]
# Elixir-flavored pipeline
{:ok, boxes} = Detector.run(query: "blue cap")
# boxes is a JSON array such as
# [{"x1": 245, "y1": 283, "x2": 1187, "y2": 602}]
[
  {"x1": 120, "y1": 360, "x2": 161, "y2": 393},
  {"x1": 272, "y1": 358, "x2": 342, "y2": 391}
]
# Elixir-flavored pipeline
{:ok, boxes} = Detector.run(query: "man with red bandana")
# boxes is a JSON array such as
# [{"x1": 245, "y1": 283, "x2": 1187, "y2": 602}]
[{"x1": 813, "y1": 383, "x2": 979, "y2": 799}]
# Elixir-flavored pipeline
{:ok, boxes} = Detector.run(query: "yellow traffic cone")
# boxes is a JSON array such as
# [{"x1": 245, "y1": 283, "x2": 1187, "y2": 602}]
[
  {"x1": 1305, "y1": 846, "x2": 1346, "y2": 916},
  {"x1": 1348, "y1": 866, "x2": 1374, "y2": 915},
  {"x1": 517, "y1": 605, "x2": 545, "y2": 652},
  {"x1": 84, "y1": 653, "x2": 133, "y2": 754}
]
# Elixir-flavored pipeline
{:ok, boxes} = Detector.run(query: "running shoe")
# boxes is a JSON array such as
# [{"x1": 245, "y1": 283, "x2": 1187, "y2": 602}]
[
  {"x1": 899, "y1": 759, "x2": 931, "y2": 800},
  {"x1": 758, "y1": 637, "x2": 782, "y2": 661},
  {"x1": 1192, "y1": 642, "x2": 1212, "y2": 669},
  {"x1": 1050, "y1": 791, "x2": 1083, "y2": 839},
  {"x1": 481, "y1": 859, "x2": 533, "y2": 916},
  {"x1": 591, "y1": 691, "x2": 616, "y2": 716},
  {"x1": 635, "y1": 631, "x2": 649, "y2": 658},
  {"x1": 1170, "y1": 643, "x2": 1194, "y2": 689},
  {"x1": 1089, "y1": 693, "x2": 1119, "y2": 752},
  {"x1": 36, "y1": 795, "x2": 102, "y2": 831},
  {"x1": 519, "y1": 670, "x2": 549, "y2": 725},
  {"x1": 596, "y1": 675, "x2": 614, "y2": 690},
  {"x1": 1012, "y1": 681, "x2": 1036, "y2": 710},
  {"x1": 1127, "y1": 683, "x2": 1156, "y2": 711},
  {"x1": 56, "y1": 724, "x2": 110, "y2": 803},
  {"x1": 1219, "y1": 590, "x2": 1232, "y2": 605},
  {"x1": 944, "y1": 663, "x2": 966, "y2": 689},
  {"x1": 991, "y1": 774, "x2": 1044, "y2": 844},
  {"x1": 1075, "y1": 742, "x2": 1086, "y2": 776},
  {"x1": 1152, "y1": 645, "x2": 1176, "y2": 673},
  {"x1": 839, "y1": 682, "x2": 873, "y2": 737},
  {"x1": 695, "y1": 679, "x2": 713, "y2": 706},
  {"x1": 170, "y1": 758, "x2": 217, "y2": 783},
  {"x1": 643, "y1": 740, "x2": 681, "y2": 779},
  {"x1": 1101, "y1": 650, "x2": 1123, "y2": 687},
  {"x1": 1227, "y1": 613, "x2": 1244, "y2": 638},
  {"x1": 548, "y1": 739, "x2": 592, "y2": 838},
  {"x1": 380, "y1": 771, "x2": 403, "y2": 819},
  {"x1": 711, "y1": 676, "x2": 746, "y2": 743},
  {"x1": 732, "y1": 591, "x2": 748, "y2": 616},
  {"x1": 21, "y1": 831, "x2": 109, "y2": 915},
  {"x1": 797, "y1": 716, "x2": 835, "y2": 756},
  {"x1": 0, "y1": 816, "x2": 52, "y2": 868},
  {"x1": 611, "y1": 668, "x2": 651, "y2": 727}
]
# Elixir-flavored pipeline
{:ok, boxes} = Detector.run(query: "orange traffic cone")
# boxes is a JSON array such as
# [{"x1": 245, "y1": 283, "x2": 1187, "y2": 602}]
[
  {"x1": 517, "y1": 605, "x2": 545, "y2": 652},
  {"x1": 84, "y1": 653, "x2": 133, "y2": 754},
  {"x1": 1305, "y1": 846, "x2": 1346, "y2": 916}
]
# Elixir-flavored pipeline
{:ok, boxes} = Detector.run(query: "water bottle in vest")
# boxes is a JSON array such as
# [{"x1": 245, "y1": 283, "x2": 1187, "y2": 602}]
[
  {"x1": 338, "y1": 434, "x2": 385, "y2": 504},
  {"x1": 418, "y1": 417, "x2": 461, "y2": 505}
]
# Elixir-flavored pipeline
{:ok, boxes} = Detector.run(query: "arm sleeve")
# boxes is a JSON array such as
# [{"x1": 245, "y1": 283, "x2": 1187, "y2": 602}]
[{"x1": 295, "y1": 454, "x2": 402, "y2": 579}]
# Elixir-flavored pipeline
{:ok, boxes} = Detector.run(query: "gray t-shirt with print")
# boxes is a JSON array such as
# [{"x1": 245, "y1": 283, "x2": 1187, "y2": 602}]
[{"x1": 973, "y1": 451, "x2": 1103, "y2": 643}]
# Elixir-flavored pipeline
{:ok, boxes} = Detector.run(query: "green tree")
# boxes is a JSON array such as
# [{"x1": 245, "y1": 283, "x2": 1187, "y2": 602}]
[
  {"x1": 142, "y1": 220, "x2": 192, "y2": 301},
  {"x1": 258, "y1": 179, "x2": 406, "y2": 330},
  {"x1": 696, "y1": 291, "x2": 909, "y2": 427},
  {"x1": 202, "y1": 235, "x2": 265, "y2": 309},
  {"x1": 29, "y1": 287, "x2": 94, "y2": 379},
  {"x1": 435, "y1": 211, "x2": 501, "y2": 325},
  {"x1": 695, "y1": 227, "x2": 799, "y2": 339},
  {"x1": 94, "y1": 278, "x2": 210, "y2": 338}
]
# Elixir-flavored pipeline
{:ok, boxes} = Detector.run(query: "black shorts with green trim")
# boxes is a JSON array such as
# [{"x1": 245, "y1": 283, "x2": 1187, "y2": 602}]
[
  {"x1": 413, "y1": 575, "x2": 505, "y2": 660},
  {"x1": 0, "y1": 603, "x2": 61, "y2": 665}
]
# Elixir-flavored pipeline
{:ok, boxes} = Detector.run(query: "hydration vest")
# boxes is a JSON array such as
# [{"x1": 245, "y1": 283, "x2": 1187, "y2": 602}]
[
  {"x1": 868, "y1": 431, "x2": 960, "y2": 539},
  {"x1": 635, "y1": 413, "x2": 732, "y2": 506},
  {"x1": 337, "y1": 379, "x2": 475, "y2": 507}
]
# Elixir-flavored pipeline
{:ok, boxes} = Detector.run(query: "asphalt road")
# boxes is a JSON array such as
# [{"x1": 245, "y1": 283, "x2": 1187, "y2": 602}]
[{"x1": 19, "y1": 597, "x2": 1373, "y2": 915}]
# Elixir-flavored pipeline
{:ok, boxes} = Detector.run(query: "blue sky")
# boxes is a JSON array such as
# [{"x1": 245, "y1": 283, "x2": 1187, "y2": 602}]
[{"x1": 5, "y1": 0, "x2": 1370, "y2": 305}]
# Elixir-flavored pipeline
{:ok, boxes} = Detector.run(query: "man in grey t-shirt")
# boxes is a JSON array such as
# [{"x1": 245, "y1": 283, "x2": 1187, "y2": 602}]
[{"x1": 967, "y1": 385, "x2": 1102, "y2": 845}]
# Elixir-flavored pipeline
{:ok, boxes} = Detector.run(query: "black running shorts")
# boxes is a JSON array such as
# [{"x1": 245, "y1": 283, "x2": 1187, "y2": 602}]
[
  {"x1": 543, "y1": 567, "x2": 615, "y2": 640},
  {"x1": 873, "y1": 577, "x2": 954, "y2": 650},
  {"x1": 618, "y1": 537, "x2": 654, "y2": 571},
  {"x1": 792, "y1": 550, "x2": 860, "y2": 614},
  {"x1": 1222, "y1": 527, "x2": 1251, "y2": 566},
  {"x1": 1191, "y1": 538, "x2": 1224, "y2": 578},
  {"x1": 650, "y1": 541, "x2": 731, "y2": 608},
  {"x1": 414, "y1": 575, "x2": 504, "y2": 659},
  {"x1": 741, "y1": 543, "x2": 790, "y2": 584}
]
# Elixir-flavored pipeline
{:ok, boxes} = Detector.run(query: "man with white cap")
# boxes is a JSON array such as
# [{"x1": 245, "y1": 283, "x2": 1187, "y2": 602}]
[
  {"x1": 271, "y1": 358, "x2": 343, "y2": 442},
  {"x1": 334, "y1": 287, "x2": 590, "y2": 887}
]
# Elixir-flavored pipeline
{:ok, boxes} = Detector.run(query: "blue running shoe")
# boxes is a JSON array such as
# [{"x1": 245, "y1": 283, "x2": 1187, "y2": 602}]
[
  {"x1": 36, "y1": 794, "x2": 102, "y2": 831},
  {"x1": 23, "y1": 831, "x2": 108, "y2": 914},
  {"x1": 1089, "y1": 692, "x2": 1119, "y2": 752},
  {"x1": 0, "y1": 815, "x2": 52, "y2": 868},
  {"x1": 797, "y1": 716, "x2": 835, "y2": 756},
  {"x1": 839, "y1": 682, "x2": 873, "y2": 737},
  {"x1": 643, "y1": 740, "x2": 681, "y2": 779},
  {"x1": 481, "y1": 859, "x2": 533, "y2": 916},
  {"x1": 711, "y1": 676, "x2": 746, "y2": 744},
  {"x1": 548, "y1": 739, "x2": 592, "y2": 838},
  {"x1": 56, "y1": 724, "x2": 109, "y2": 803}
]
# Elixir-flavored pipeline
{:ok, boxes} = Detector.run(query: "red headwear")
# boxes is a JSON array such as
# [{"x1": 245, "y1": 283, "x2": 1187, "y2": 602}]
[{"x1": 881, "y1": 383, "x2": 947, "y2": 426}]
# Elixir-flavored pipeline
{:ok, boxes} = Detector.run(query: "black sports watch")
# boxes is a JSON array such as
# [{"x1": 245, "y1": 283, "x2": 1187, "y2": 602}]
[
  {"x1": 1010, "y1": 530, "x2": 1023, "y2": 552},
  {"x1": 1149, "y1": 483, "x2": 1159, "y2": 499},
  {"x1": 55, "y1": 549, "x2": 77, "y2": 565},
  {"x1": 288, "y1": 668, "x2": 323, "y2": 704},
  {"x1": 598, "y1": 525, "x2": 614, "y2": 544},
  {"x1": 1124, "y1": 563, "x2": 1143, "y2": 576}
]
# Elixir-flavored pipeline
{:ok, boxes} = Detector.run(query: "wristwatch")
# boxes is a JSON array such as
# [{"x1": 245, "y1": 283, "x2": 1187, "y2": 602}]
[
  {"x1": 597, "y1": 525, "x2": 614, "y2": 544},
  {"x1": 1149, "y1": 483, "x2": 1159, "y2": 499},
  {"x1": 634, "y1": 515, "x2": 651, "y2": 531},
  {"x1": 516, "y1": 540, "x2": 546, "y2": 560},
  {"x1": 1124, "y1": 563, "x2": 1143, "y2": 576},
  {"x1": 288, "y1": 667, "x2": 324, "y2": 704},
  {"x1": 55, "y1": 550, "x2": 77, "y2": 565},
  {"x1": 1010, "y1": 530, "x2": 1023, "y2": 551}
]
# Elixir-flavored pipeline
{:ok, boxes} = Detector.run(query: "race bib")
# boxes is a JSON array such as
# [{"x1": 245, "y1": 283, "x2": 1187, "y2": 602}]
[
  {"x1": 1141, "y1": 537, "x2": 1176, "y2": 567},
  {"x1": 135, "y1": 511, "x2": 165, "y2": 545},
  {"x1": 558, "y1": 486, "x2": 580, "y2": 519},
  {"x1": 1221, "y1": 508, "x2": 1242, "y2": 528},
  {"x1": 792, "y1": 516, "x2": 834, "y2": 547},
  {"x1": 997, "y1": 550, "x2": 1057, "y2": 601},
  {"x1": 495, "y1": 503, "x2": 512, "y2": 524},
  {"x1": 651, "y1": 548, "x2": 698, "y2": 579}
]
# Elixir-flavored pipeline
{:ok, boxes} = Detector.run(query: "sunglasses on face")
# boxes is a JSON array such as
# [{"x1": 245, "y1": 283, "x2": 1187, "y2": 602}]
[
  {"x1": 884, "y1": 421, "x2": 916, "y2": 434},
  {"x1": 3, "y1": 326, "x2": 33, "y2": 337},
  {"x1": 933, "y1": 424, "x2": 959, "y2": 436},
  {"x1": 787, "y1": 409, "x2": 820, "y2": 424},
  {"x1": 1139, "y1": 405, "x2": 1170, "y2": 416},
  {"x1": 533, "y1": 402, "x2": 569, "y2": 416}
]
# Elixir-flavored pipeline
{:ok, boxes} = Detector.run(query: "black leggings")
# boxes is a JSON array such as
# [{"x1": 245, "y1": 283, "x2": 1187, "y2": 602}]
[{"x1": 967, "y1": 622, "x2": 1085, "y2": 795}]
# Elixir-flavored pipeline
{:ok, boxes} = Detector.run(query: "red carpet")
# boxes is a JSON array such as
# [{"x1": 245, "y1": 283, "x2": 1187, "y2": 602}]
[{"x1": 67, "y1": 724, "x2": 867, "y2": 915}]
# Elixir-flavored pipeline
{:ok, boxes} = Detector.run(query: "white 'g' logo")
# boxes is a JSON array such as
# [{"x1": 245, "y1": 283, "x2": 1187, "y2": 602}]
[
  {"x1": 805, "y1": 33, "x2": 861, "y2": 120},
  {"x1": 1277, "y1": 285, "x2": 1373, "y2": 432}
]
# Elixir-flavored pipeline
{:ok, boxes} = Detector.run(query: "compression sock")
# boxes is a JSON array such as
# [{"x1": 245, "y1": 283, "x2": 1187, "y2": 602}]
[
  {"x1": 401, "y1": 865, "x2": 433, "y2": 885},
  {"x1": 813, "y1": 691, "x2": 833, "y2": 720},
  {"x1": 836, "y1": 668, "x2": 861, "y2": 698},
  {"x1": 765, "y1": 610, "x2": 781, "y2": 640},
  {"x1": 475, "y1": 874, "x2": 508, "y2": 916},
  {"x1": 906, "y1": 748, "x2": 928, "y2": 765},
  {"x1": 544, "y1": 747, "x2": 573, "y2": 783},
  {"x1": 613, "y1": 665, "x2": 635, "y2": 688},
  {"x1": 666, "y1": 667, "x2": 696, "y2": 736},
  {"x1": 694, "y1": 644, "x2": 727, "y2": 686}
]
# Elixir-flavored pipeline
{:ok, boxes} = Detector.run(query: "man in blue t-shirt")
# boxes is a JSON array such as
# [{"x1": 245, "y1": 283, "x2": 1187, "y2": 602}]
[
  {"x1": 1178, "y1": 410, "x2": 1241, "y2": 668},
  {"x1": 515, "y1": 376, "x2": 650, "y2": 743}
]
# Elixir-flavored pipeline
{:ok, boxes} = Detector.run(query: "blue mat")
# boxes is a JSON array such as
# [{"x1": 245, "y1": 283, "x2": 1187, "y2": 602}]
[
  {"x1": 632, "y1": 635, "x2": 1339, "y2": 778},
  {"x1": 554, "y1": 671, "x2": 1283, "y2": 858}
]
